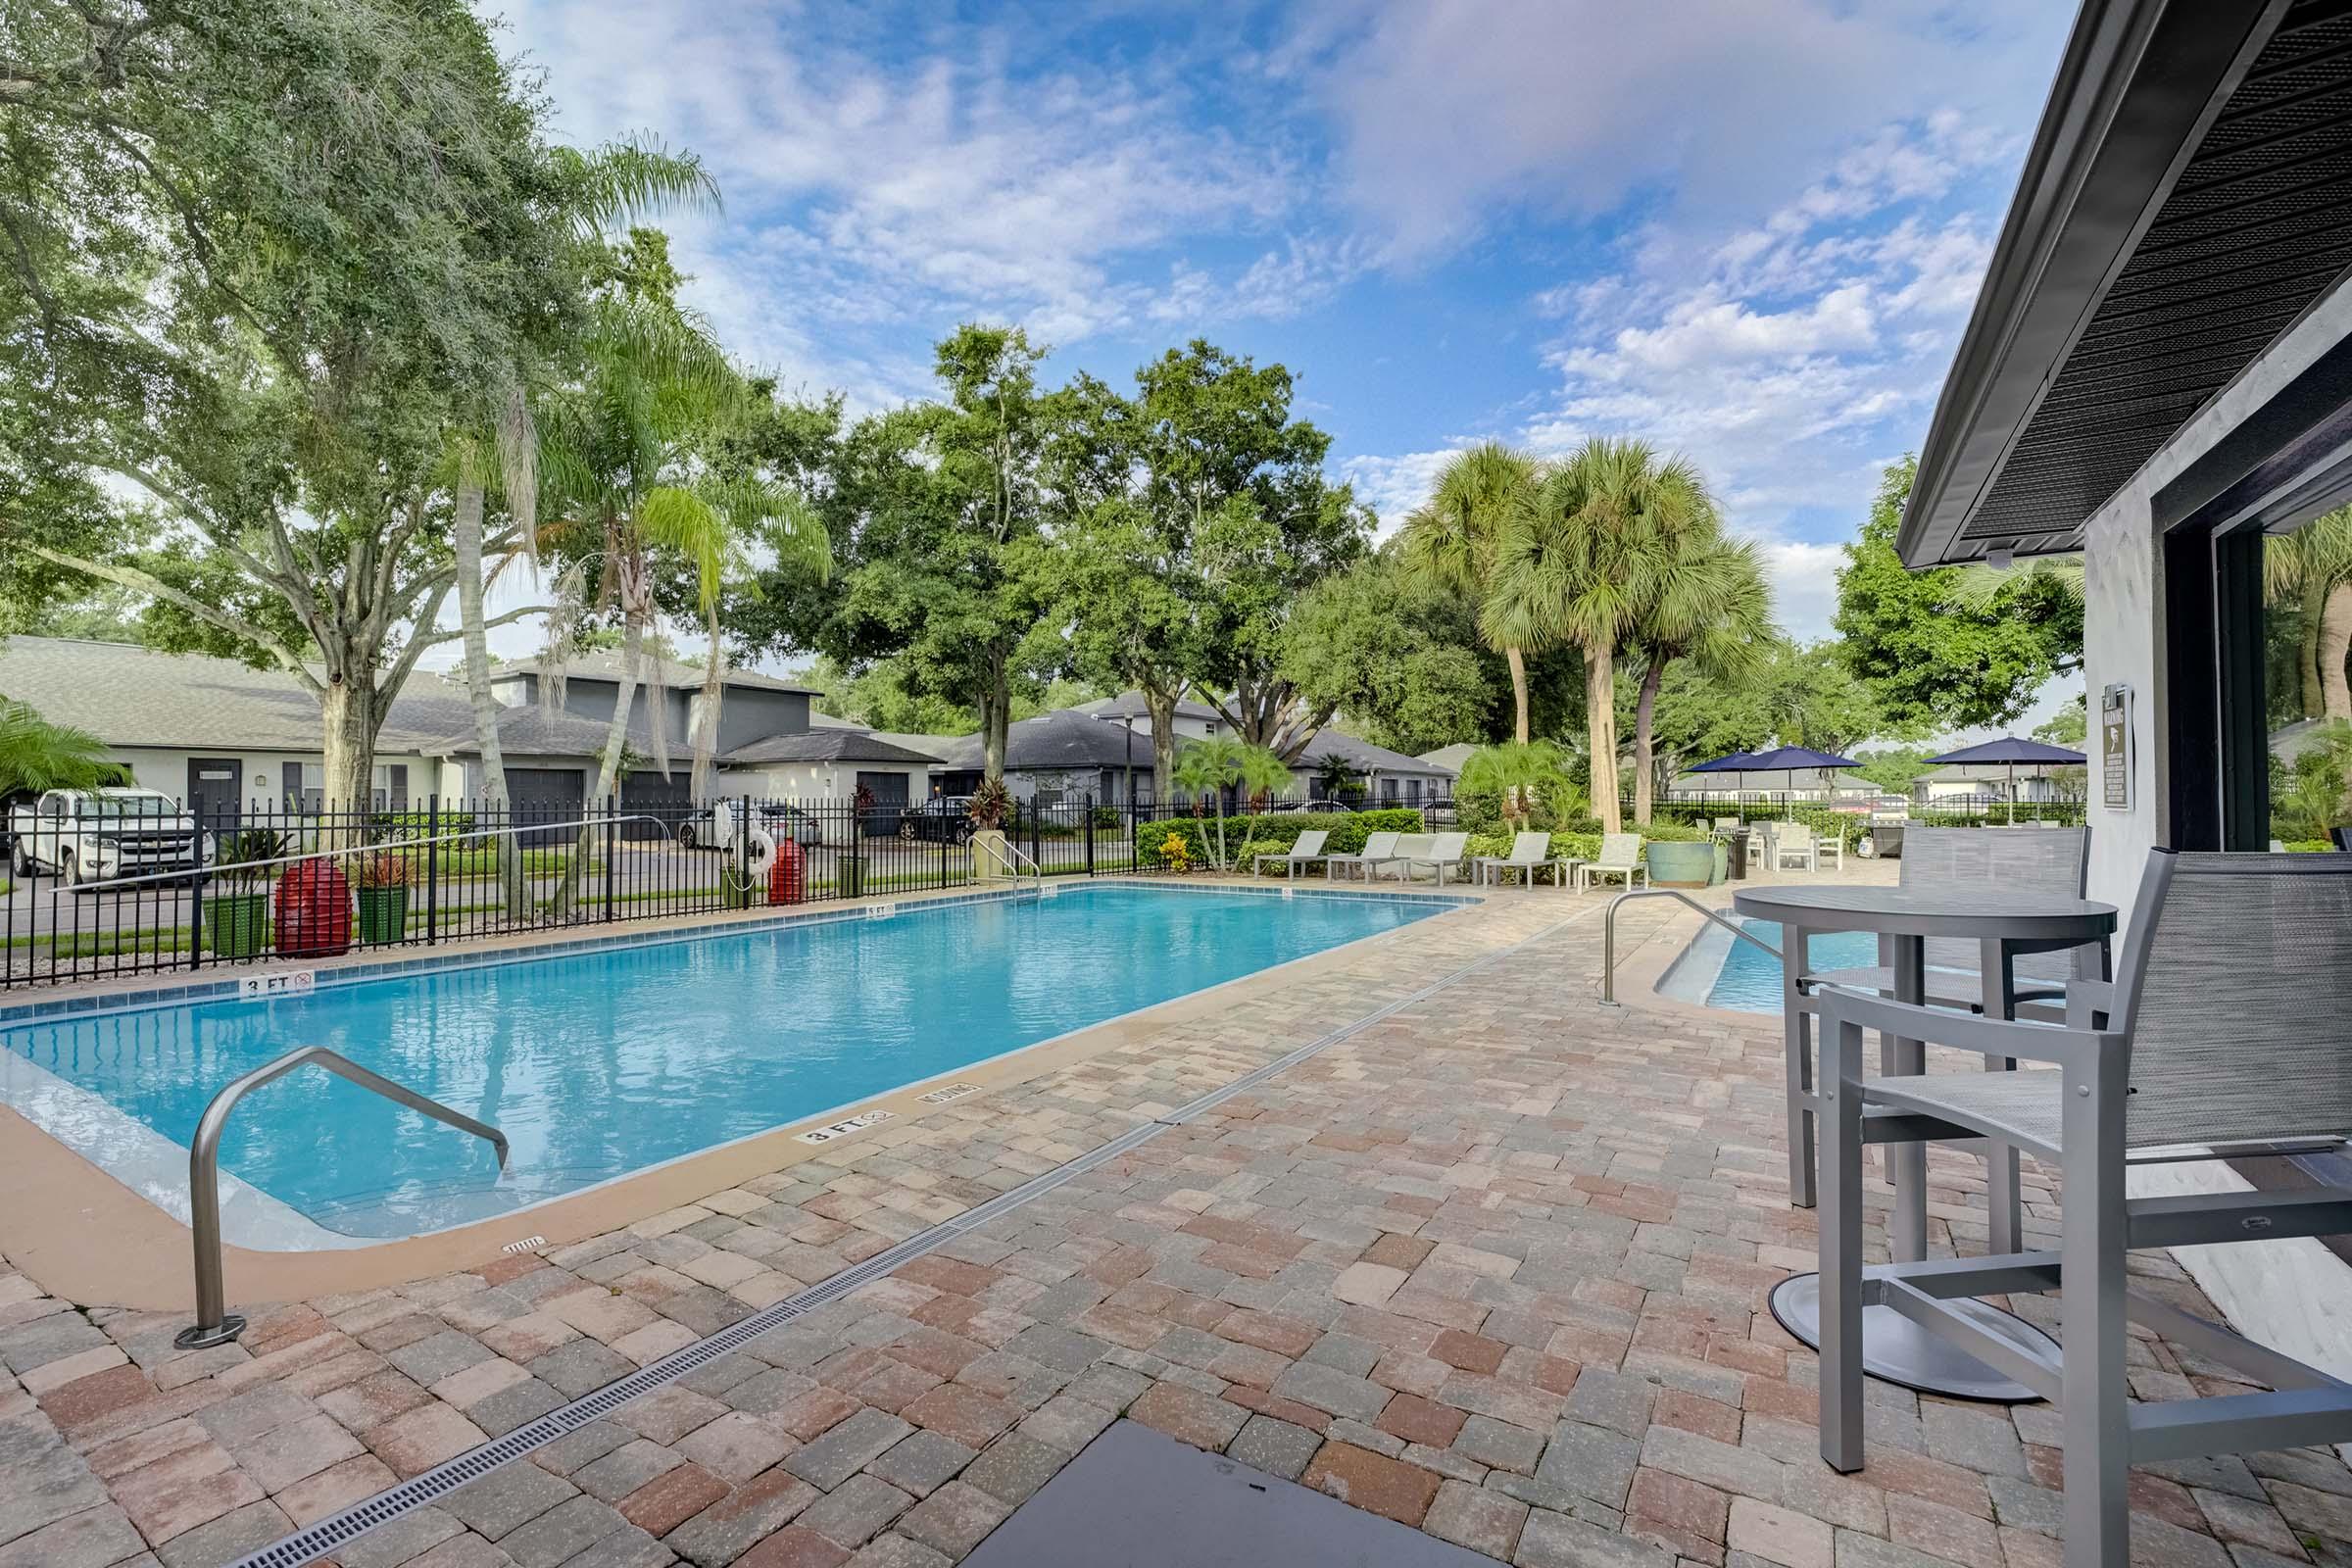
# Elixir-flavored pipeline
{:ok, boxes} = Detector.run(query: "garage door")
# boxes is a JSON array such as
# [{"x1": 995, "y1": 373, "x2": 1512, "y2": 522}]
[
  {"x1": 503, "y1": 767, "x2": 585, "y2": 848},
  {"x1": 620, "y1": 768, "x2": 695, "y2": 841},
  {"x1": 856, "y1": 770, "x2": 909, "y2": 837}
]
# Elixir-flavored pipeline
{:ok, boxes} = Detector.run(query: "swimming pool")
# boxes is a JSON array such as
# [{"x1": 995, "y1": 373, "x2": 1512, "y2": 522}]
[
  {"x1": 1665, "y1": 918, "x2": 1881, "y2": 1012},
  {"x1": 0, "y1": 884, "x2": 1450, "y2": 1241}
]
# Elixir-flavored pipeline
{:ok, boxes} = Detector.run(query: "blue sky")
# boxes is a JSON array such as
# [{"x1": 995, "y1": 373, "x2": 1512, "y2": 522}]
[{"x1": 490, "y1": 0, "x2": 2077, "y2": 655}]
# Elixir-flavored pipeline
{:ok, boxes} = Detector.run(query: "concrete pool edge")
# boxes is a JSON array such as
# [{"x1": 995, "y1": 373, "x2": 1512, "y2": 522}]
[{"x1": 0, "y1": 879, "x2": 1493, "y2": 1311}]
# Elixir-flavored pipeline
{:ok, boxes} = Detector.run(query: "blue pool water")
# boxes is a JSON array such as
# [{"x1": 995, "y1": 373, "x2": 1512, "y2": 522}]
[
  {"x1": 1, "y1": 886, "x2": 1445, "y2": 1238},
  {"x1": 1702, "y1": 919, "x2": 1882, "y2": 1012}
]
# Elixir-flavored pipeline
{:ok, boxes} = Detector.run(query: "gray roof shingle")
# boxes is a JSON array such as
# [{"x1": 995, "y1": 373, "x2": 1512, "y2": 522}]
[
  {"x1": 725, "y1": 729, "x2": 945, "y2": 765},
  {"x1": 493, "y1": 650, "x2": 817, "y2": 695}
]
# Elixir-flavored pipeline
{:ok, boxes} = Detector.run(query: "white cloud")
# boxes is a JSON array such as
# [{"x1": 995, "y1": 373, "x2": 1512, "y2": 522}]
[{"x1": 1757, "y1": 540, "x2": 1848, "y2": 644}]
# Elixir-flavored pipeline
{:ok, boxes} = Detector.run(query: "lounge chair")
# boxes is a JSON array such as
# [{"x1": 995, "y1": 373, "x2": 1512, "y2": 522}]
[
  {"x1": 1396, "y1": 831, "x2": 1470, "y2": 885},
  {"x1": 1367, "y1": 833, "x2": 1435, "y2": 881},
  {"x1": 1473, "y1": 831, "x2": 1566, "y2": 889},
  {"x1": 1813, "y1": 851, "x2": 2352, "y2": 1568},
  {"x1": 1323, "y1": 830, "x2": 1399, "y2": 882},
  {"x1": 1251, "y1": 829, "x2": 1330, "y2": 880},
  {"x1": 1579, "y1": 833, "x2": 1645, "y2": 892}
]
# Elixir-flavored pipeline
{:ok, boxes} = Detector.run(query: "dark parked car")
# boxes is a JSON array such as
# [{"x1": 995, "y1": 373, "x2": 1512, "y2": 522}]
[{"x1": 900, "y1": 797, "x2": 974, "y2": 843}]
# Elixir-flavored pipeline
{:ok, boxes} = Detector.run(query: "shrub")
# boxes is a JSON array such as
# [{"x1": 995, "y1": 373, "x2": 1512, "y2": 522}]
[{"x1": 1140, "y1": 808, "x2": 1423, "y2": 870}]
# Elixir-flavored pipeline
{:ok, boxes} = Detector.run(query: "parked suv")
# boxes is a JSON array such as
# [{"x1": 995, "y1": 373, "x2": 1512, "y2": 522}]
[{"x1": 8, "y1": 788, "x2": 211, "y2": 885}]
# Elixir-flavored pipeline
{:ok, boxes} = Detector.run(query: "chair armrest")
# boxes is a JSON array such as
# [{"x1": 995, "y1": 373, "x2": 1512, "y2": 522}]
[
  {"x1": 1812, "y1": 982, "x2": 2111, "y2": 1068},
  {"x1": 2065, "y1": 977, "x2": 2115, "y2": 1030}
]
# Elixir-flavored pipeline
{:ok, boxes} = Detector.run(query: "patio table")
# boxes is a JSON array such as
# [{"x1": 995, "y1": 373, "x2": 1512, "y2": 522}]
[{"x1": 1731, "y1": 883, "x2": 2116, "y2": 1399}]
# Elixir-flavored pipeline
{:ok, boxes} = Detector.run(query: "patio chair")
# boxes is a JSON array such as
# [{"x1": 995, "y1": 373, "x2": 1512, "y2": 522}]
[
  {"x1": 1791, "y1": 826, "x2": 2101, "y2": 1243},
  {"x1": 1771, "y1": 822, "x2": 1818, "y2": 871},
  {"x1": 1396, "y1": 831, "x2": 1470, "y2": 885},
  {"x1": 1323, "y1": 830, "x2": 1400, "y2": 881},
  {"x1": 1366, "y1": 833, "x2": 1434, "y2": 881},
  {"x1": 1473, "y1": 831, "x2": 1565, "y2": 889},
  {"x1": 1812, "y1": 851, "x2": 2352, "y2": 1568},
  {"x1": 1813, "y1": 828, "x2": 1845, "y2": 872},
  {"x1": 1251, "y1": 829, "x2": 1330, "y2": 880},
  {"x1": 1713, "y1": 817, "x2": 1740, "y2": 834},
  {"x1": 1579, "y1": 833, "x2": 1646, "y2": 892}
]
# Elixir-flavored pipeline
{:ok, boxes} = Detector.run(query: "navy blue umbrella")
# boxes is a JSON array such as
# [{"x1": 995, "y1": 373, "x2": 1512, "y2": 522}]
[
  {"x1": 1687, "y1": 751, "x2": 1757, "y2": 773},
  {"x1": 1926, "y1": 737, "x2": 2085, "y2": 821},
  {"x1": 1685, "y1": 746, "x2": 1857, "y2": 814}
]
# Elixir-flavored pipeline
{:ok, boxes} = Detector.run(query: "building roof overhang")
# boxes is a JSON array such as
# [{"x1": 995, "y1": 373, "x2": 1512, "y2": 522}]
[{"x1": 1903, "y1": 0, "x2": 2352, "y2": 566}]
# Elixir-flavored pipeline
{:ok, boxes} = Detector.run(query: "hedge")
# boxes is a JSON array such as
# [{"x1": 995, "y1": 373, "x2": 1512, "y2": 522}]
[{"x1": 1141, "y1": 808, "x2": 1424, "y2": 870}]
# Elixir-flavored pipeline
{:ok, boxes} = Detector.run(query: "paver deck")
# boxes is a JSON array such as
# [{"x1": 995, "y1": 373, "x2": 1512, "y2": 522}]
[{"x1": 1, "y1": 865, "x2": 2345, "y2": 1568}]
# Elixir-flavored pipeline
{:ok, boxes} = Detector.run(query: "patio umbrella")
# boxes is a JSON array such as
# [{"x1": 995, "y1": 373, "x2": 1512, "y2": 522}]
[
  {"x1": 1925, "y1": 736, "x2": 2086, "y2": 823},
  {"x1": 1721, "y1": 744, "x2": 1863, "y2": 815}
]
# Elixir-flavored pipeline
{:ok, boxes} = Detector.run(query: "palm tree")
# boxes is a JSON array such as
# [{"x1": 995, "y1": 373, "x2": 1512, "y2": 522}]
[
  {"x1": 2265, "y1": 508, "x2": 2352, "y2": 722},
  {"x1": 1485, "y1": 437, "x2": 1712, "y2": 834},
  {"x1": 1947, "y1": 553, "x2": 2084, "y2": 613},
  {"x1": 1456, "y1": 740, "x2": 1572, "y2": 831},
  {"x1": 1170, "y1": 737, "x2": 1292, "y2": 870},
  {"x1": 1399, "y1": 444, "x2": 1541, "y2": 742},
  {"x1": 0, "y1": 699, "x2": 120, "y2": 799},
  {"x1": 1627, "y1": 528, "x2": 1771, "y2": 822}
]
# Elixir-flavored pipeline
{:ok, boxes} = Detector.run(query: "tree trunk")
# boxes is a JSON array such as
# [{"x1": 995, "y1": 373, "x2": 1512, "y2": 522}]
[
  {"x1": 1586, "y1": 642, "x2": 1621, "y2": 835},
  {"x1": 1505, "y1": 646, "x2": 1530, "y2": 745},
  {"x1": 2323, "y1": 579, "x2": 2352, "y2": 723},
  {"x1": 980, "y1": 648, "x2": 1010, "y2": 784},
  {"x1": 319, "y1": 677, "x2": 375, "y2": 815},
  {"x1": 1147, "y1": 687, "x2": 1178, "y2": 809},
  {"x1": 455, "y1": 482, "x2": 528, "y2": 917},
  {"x1": 2302, "y1": 576, "x2": 2329, "y2": 720},
  {"x1": 1633, "y1": 658, "x2": 1665, "y2": 825},
  {"x1": 557, "y1": 612, "x2": 642, "y2": 916}
]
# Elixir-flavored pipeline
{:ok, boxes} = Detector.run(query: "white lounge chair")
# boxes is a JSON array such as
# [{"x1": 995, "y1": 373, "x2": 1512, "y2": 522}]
[
  {"x1": 1252, "y1": 829, "x2": 1330, "y2": 879},
  {"x1": 1367, "y1": 833, "x2": 1435, "y2": 881},
  {"x1": 1474, "y1": 831, "x2": 1566, "y2": 889},
  {"x1": 1579, "y1": 833, "x2": 1646, "y2": 892},
  {"x1": 1323, "y1": 830, "x2": 1399, "y2": 882},
  {"x1": 1397, "y1": 831, "x2": 1470, "y2": 884}
]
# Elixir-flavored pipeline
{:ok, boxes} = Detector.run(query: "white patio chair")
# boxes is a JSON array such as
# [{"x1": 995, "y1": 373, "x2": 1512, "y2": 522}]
[
  {"x1": 1473, "y1": 831, "x2": 1565, "y2": 889},
  {"x1": 1366, "y1": 833, "x2": 1434, "y2": 881},
  {"x1": 1579, "y1": 833, "x2": 1646, "y2": 892},
  {"x1": 1251, "y1": 829, "x2": 1330, "y2": 880},
  {"x1": 1322, "y1": 830, "x2": 1399, "y2": 882},
  {"x1": 1813, "y1": 828, "x2": 1845, "y2": 872},
  {"x1": 1771, "y1": 822, "x2": 1818, "y2": 872},
  {"x1": 1397, "y1": 831, "x2": 1470, "y2": 885},
  {"x1": 1813, "y1": 851, "x2": 2352, "y2": 1568}
]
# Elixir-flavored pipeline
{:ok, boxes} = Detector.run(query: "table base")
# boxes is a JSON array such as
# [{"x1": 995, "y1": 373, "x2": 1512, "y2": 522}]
[{"x1": 1768, "y1": 1273, "x2": 2056, "y2": 1403}]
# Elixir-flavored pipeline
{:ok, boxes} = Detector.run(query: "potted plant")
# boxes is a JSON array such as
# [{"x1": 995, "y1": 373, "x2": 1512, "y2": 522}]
[
  {"x1": 1643, "y1": 830, "x2": 1716, "y2": 889},
  {"x1": 355, "y1": 852, "x2": 412, "y2": 945},
  {"x1": 206, "y1": 827, "x2": 285, "y2": 958},
  {"x1": 968, "y1": 777, "x2": 1012, "y2": 880}
]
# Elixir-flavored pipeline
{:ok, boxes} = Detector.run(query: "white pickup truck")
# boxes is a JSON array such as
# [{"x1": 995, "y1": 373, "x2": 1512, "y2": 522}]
[{"x1": 7, "y1": 788, "x2": 212, "y2": 885}]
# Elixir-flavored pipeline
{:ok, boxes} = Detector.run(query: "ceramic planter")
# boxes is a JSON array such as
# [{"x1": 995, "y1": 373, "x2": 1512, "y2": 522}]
[{"x1": 1646, "y1": 840, "x2": 1715, "y2": 890}]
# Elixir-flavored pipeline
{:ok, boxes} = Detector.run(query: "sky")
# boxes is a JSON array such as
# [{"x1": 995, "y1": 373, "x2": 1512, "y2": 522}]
[{"x1": 472, "y1": 0, "x2": 2082, "y2": 730}]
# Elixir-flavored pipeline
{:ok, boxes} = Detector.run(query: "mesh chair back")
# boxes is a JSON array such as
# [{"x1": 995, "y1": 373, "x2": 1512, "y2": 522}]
[
  {"x1": 1356, "y1": 831, "x2": 1399, "y2": 858},
  {"x1": 1899, "y1": 826, "x2": 2089, "y2": 978},
  {"x1": 2115, "y1": 852, "x2": 2352, "y2": 1148},
  {"x1": 1290, "y1": 830, "x2": 1328, "y2": 858},
  {"x1": 1594, "y1": 832, "x2": 1642, "y2": 868},
  {"x1": 1428, "y1": 832, "x2": 1469, "y2": 861},
  {"x1": 1509, "y1": 832, "x2": 1550, "y2": 862}
]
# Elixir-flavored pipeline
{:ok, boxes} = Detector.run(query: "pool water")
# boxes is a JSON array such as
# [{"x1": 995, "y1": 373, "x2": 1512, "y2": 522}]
[
  {"x1": 1702, "y1": 919, "x2": 1882, "y2": 1012},
  {"x1": 2, "y1": 885, "x2": 1446, "y2": 1238}
]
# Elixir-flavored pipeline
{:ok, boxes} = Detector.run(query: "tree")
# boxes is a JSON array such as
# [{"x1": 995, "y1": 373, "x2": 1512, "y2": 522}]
[
  {"x1": 1399, "y1": 444, "x2": 1542, "y2": 741},
  {"x1": 2034, "y1": 697, "x2": 2088, "y2": 747},
  {"x1": 1456, "y1": 741, "x2": 1573, "y2": 831},
  {"x1": 4, "y1": 0, "x2": 578, "y2": 808},
  {"x1": 1170, "y1": 737, "x2": 1290, "y2": 869},
  {"x1": 1640, "y1": 660, "x2": 1776, "y2": 784},
  {"x1": 0, "y1": 698, "x2": 122, "y2": 798},
  {"x1": 1282, "y1": 549, "x2": 1503, "y2": 756},
  {"x1": 1852, "y1": 746, "x2": 1937, "y2": 795},
  {"x1": 2265, "y1": 507, "x2": 2352, "y2": 722},
  {"x1": 1486, "y1": 437, "x2": 1713, "y2": 834},
  {"x1": 1759, "y1": 641, "x2": 1884, "y2": 756},
  {"x1": 1834, "y1": 460, "x2": 2082, "y2": 733},
  {"x1": 1625, "y1": 524, "x2": 1771, "y2": 823}
]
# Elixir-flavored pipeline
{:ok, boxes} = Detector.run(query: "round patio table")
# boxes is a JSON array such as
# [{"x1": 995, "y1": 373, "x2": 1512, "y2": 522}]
[{"x1": 1732, "y1": 883, "x2": 2117, "y2": 1400}]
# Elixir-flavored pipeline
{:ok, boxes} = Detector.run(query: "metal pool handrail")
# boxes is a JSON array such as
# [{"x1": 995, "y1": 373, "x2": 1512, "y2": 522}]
[
  {"x1": 973, "y1": 832, "x2": 1043, "y2": 883},
  {"x1": 1600, "y1": 889, "x2": 1781, "y2": 1004},
  {"x1": 175, "y1": 1046, "x2": 509, "y2": 1349}
]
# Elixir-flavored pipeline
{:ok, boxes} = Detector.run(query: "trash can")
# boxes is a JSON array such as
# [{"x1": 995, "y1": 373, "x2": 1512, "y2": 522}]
[{"x1": 1720, "y1": 828, "x2": 1750, "y2": 880}]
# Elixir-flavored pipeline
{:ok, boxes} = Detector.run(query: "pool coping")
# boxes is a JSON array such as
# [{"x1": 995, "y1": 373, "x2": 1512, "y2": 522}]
[{"x1": 0, "y1": 875, "x2": 1490, "y2": 1310}]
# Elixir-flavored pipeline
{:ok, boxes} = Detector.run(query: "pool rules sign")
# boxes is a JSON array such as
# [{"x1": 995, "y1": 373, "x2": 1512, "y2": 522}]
[{"x1": 2101, "y1": 683, "x2": 2133, "y2": 811}]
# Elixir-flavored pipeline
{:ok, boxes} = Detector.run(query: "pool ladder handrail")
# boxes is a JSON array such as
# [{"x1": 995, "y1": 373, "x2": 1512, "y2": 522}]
[
  {"x1": 176, "y1": 1046, "x2": 509, "y2": 1349},
  {"x1": 973, "y1": 831, "x2": 1044, "y2": 885},
  {"x1": 1599, "y1": 888, "x2": 1781, "y2": 1004}
]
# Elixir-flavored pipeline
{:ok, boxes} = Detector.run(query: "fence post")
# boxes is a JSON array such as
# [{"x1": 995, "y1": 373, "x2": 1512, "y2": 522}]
[
  {"x1": 737, "y1": 793, "x2": 751, "y2": 907},
  {"x1": 187, "y1": 808, "x2": 206, "y2": 971},
  {"x1": 1085, "y1": 794, "x2": 1096, "y2": 875},
  {"x1": 424, "y1": 796, "x2": 439, "y2": 947},
  {"x1": 603, "y1": 798, "x2": 617, "y2": 923}
]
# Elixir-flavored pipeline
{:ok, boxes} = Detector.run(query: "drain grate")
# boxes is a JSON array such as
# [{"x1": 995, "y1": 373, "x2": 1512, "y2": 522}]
[{"x1": 233, "y1": 901, "x2": 1602, "y2": 1568}]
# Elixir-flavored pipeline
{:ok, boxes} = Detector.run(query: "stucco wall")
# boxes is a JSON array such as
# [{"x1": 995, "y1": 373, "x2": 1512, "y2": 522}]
[
  {"x1": 725, "y1": 760, "x2": 932, "y2": 801},
  {"x1": 2080, "y1": 273, "x2": 2352, "y2": 921},
  {"x1": 110, "y1": 747, "x2": 439, "y2": 809}
]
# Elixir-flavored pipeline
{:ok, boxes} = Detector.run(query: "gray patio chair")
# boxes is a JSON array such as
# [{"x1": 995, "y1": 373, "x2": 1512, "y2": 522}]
[
  {"x1": 1474, "y1": 831, "x2": 1565, "y2": 889},
  {"x1": 1396, "y1": 830, "x2": 1470, "y2": 885},
  {"x1": 1252, "y1": 829, "x2": 1330, "y2": 880},
  {"x1": 1579, "y1": 833, "x2": 1646, "y2": 892},
  {"x1": 1366, "y1": 833, "x2": 1434, "y2": 881},
  {"x1": 1812, "y1": 851, "x2": 2352, "y2": 1568},
  {"x1": 1790, "y1": 826, "x2": 2101, "y2": 1247},
  {"x1": 1322, "y1": 830, "x2": 1400, "y2": 882},
  {"x1": 1771, "y1": 822, "x2": 1818, "y2": 871}
]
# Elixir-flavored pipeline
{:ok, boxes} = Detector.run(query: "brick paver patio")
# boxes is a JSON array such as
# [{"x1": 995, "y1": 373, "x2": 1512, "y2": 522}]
[{"x1": 2, "y1": 875, "x2": 2346, "y2": 1568}]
